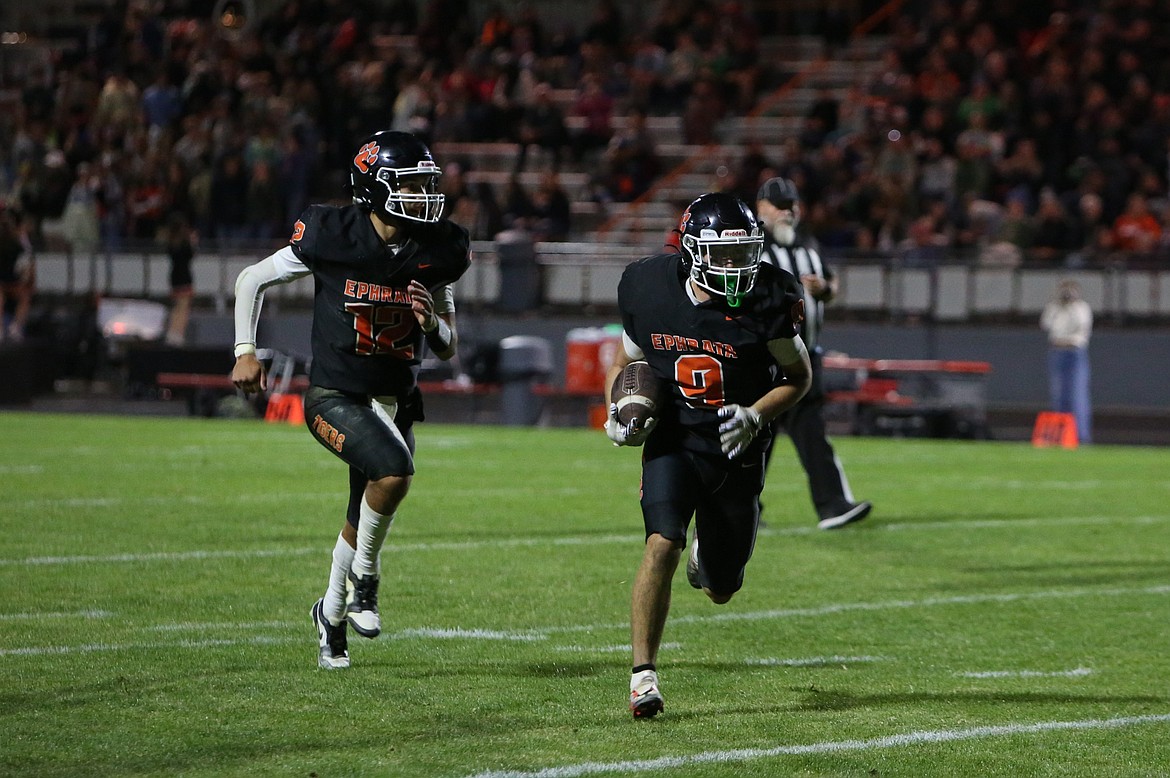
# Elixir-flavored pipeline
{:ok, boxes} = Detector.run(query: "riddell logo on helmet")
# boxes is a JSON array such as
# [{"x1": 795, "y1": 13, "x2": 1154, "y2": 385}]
[
  {"x1": 698, "y1": 228, "x2": 749, "y2": 239},
  {"x1": 353, "y1": 142, "x2": 380, "y2": 173}
]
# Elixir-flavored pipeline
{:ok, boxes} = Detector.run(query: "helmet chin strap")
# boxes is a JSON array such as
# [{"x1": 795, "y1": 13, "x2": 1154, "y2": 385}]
[{"x1": 727, "y1": 293, "x2": 743, "y2": 308}]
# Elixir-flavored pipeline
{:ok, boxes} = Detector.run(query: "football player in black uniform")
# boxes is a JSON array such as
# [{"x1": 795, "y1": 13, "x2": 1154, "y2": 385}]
[
  {"x1": 604, "y1": 192, "x2": 812, "y2": 718},
  {"x1": 231, "y1": 131, "x2": 470, "y2": 669},
  {"x1": 756, "y1": 176, "x2": 872, "y2": 529}
]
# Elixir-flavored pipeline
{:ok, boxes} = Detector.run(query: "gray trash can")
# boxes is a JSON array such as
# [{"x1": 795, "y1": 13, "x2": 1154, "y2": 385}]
[
  {"x1": 495, "y1": 226, "x2": 541, "y2": 313},
  {"x1": 498, "y1": 335, "x2": 553, "y2": 425}
]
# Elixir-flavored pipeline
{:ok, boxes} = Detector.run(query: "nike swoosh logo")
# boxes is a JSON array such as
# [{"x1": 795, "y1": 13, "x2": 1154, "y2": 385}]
[{"x1": 418, "y1": 263, "x2": 432, "y2": 269}]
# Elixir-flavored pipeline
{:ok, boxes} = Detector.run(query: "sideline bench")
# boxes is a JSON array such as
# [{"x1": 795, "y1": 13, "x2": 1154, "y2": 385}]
[{"x1": 822, "y1": 356, "x2": 992, "y2": 438}]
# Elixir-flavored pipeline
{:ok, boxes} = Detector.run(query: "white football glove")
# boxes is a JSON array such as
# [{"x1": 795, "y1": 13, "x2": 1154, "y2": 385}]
[
  {"x1": 605, "y1": 403, "x2": 657, "y2": 447},
  {"x1": 718, "y1": 404, "x2": 762, "y2": 458}
]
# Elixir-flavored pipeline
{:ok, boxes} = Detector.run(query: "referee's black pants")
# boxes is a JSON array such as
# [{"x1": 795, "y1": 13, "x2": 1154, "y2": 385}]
[{"x1": 765, "y1": 350, "x2": 854, "y2": 522}]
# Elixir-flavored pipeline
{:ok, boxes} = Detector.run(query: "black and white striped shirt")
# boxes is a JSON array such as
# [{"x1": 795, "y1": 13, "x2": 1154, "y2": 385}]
[{"x1": 761, "y1": 240, "x2": 833, "y2": 350}]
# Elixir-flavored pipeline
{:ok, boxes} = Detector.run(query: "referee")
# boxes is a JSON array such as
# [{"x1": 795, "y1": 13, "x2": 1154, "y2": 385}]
[{"x1": 756, "y1": 177, "x2": 872, "y2": 529}]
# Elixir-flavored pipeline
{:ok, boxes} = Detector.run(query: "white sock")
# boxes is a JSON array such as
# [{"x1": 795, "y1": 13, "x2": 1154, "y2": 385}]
[
  {"x1": 351, "y1": 494, "x2": 393, "y2": 579},
  {"x1": 323, "y1": 533, "x2": 354, "y2": 625}
]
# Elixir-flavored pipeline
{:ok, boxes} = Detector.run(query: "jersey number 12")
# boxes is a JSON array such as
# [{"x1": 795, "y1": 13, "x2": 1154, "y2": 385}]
[{"x1": 345, "y1": 302, "x2": 414, "y2": 358}]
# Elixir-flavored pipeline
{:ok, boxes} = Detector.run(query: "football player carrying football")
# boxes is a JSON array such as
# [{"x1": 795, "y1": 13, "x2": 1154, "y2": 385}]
[
  {"x1": 231, "y1": 131, "x2": 470, "y2": 669},
  {"x1": 603, "y1": 191, "x2": 812, "y2": 718}
]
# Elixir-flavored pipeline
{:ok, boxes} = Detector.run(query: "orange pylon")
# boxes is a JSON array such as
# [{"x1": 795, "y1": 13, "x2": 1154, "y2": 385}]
[
  {"x1": 1031, "y1": 412, "x2": 1078, "y2": 448},
  {"x1": 264, "y1": 393, "x2": 305, "y2": 425}
]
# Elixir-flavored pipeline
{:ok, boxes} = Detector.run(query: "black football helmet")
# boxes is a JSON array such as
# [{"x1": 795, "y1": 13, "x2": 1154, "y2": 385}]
[
  {"x1": 678, "y1": 192, "x2": 764, "y2": 306},
  {"x1": 350, "y1": 131, "x2": 444, "y2": 224}
]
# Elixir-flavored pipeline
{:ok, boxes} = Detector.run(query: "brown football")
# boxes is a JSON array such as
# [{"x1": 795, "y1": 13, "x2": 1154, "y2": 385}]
[{"x1": 611, "y1": 360, "x2": 663, "y2": 427}]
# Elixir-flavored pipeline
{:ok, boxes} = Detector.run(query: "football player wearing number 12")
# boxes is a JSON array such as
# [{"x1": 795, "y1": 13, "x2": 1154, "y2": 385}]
[
  {"x1": 231, "y1": 131, "x2": 470, "y2": 670},
  {"x1": 604, "y1": 191, "x2": 812, "y2": 718}
]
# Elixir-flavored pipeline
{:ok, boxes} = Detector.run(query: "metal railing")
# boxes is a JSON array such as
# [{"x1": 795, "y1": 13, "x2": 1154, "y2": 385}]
[{"x1": 29, "y1": 241, "x2": 1170, "y2": 324}]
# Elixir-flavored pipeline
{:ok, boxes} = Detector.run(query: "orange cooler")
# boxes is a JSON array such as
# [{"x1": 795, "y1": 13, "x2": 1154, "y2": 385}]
[{"x1": 565, "y1": 327, "x2": 622, "y2": 394}]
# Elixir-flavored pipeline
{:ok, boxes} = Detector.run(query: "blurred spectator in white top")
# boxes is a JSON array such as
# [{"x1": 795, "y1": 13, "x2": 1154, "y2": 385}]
[
  {"x1": 1040, "y1": 279, "x2": 1093, "y2": 443},
  {"x1": 61, "y1": 162, "x2": 101, "y2": 256}
]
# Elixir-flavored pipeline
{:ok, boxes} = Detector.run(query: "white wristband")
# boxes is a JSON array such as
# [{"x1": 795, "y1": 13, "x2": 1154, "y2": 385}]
[
  {"x1": 234, "y1": 343, "x2": 257, "y2": 358},
  {"x1": 424, "y1": 317, "x2": 453, "y2": 352}
]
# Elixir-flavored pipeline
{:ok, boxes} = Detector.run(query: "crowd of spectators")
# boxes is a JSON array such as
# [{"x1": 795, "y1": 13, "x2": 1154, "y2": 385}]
[
  {"x1": 1, "y1": 0, "x2": 1169, "y2": 272},
  {"x1": 0, "y1": 0, "x2": 773, "y2": 253},
  {"x1": 713, "y1": 1, "x2": 1170, "y2": 268}
]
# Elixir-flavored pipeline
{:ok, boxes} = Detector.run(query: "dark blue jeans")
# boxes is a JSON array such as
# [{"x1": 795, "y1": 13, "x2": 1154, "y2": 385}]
[{"x1": 1048, "y1": 347, "x2": 1091, "y2": 443}]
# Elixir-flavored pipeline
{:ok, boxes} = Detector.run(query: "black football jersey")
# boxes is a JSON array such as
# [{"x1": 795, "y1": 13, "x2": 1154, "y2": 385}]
[
  {"x1": 290, "y1": 204, "x2": 470, "y2": 396},
  {"x1": 618, "y1": 253, "x2": 804, "y2": 457}
]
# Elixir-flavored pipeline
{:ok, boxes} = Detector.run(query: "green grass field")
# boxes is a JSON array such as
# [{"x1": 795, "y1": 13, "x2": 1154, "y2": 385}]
[{"x1": 2, "y1": 412, "x2": 1168, "y2": 777}]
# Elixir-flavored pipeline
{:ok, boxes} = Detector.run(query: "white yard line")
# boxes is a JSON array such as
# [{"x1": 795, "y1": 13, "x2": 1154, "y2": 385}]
[
  {"x1": 2, "y1": 514, "x2": 1168, "y2": 567},
  {"x1": 745, "y1": 655, "x2": 887, "y2": 667},
  {"x1": 958, "y1": 667, "x2": 1093, "y2": 678},
  {"x1": 2, "y1": 548, "x2": 322, "y2": 566},
  {"x1": 7, "y1": 485, "x2": 593, "y2": 509},
  {"x1": 0, "y1": 610, "x2": 113, "y2": 621},
  {"x1": 461, "y1": 714, "x2": 1170, "y2": 778},
  {"x1": 0, "y1": 465, "x2": 44, "y2": 474},
  {"x1": 556, "y1": 643, "x2": 682, "y2": 654},
  {"x1": 397, "y1": 627, "x2": 548, "y2": 642},
  {"x1": 9, "y1": 492, "x2": 335, "y2": 509},
  {"x1": 640, "y1": 584, "x2": 1170, "y2": 633},
  {"x1": 148, "y1": 620, "x2": 289, "y2": 632},
  {"x1": 3, "y1": 585, "x2": 1167, "y2": 658},
  {"x1": 878, "y1": 515, "x2": 1169, "y2": 532},
  {"x1": 0, "y1": 636, "x2": 288, "y2": 657}
]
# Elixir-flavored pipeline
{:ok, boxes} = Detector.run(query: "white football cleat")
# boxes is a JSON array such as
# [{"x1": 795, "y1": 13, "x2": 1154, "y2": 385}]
[
  {"x1": 345, "y1": 572, "x2": 381, "y2": 638},
  {"x1": 629, "y1": 669, "x2": 664, "y2": 719}
]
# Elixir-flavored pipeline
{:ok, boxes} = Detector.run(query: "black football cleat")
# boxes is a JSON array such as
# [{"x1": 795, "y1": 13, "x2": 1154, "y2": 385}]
[
  {"x1": 818, "y1": 501, "x2": 872, "y2": 530},
  {"x1": 312, "y1": 598, "x2": 349, "y2": 670}
]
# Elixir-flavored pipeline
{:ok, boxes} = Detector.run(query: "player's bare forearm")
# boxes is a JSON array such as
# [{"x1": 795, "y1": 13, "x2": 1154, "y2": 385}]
[
  {"x1": 752, "y1": 358, "x2": 812, "y2": 422},
  {"x1": 750, "y1": 385, "x2": 802, "y2": 424}
]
